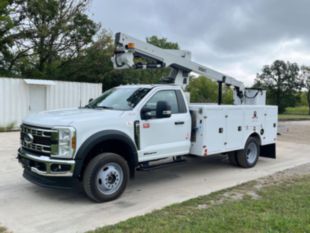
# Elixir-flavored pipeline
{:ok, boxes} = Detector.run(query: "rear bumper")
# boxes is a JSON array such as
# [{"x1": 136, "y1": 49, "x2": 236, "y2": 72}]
[{"x1": 18, "y1": 148, "x2": 77, "y2": 189}]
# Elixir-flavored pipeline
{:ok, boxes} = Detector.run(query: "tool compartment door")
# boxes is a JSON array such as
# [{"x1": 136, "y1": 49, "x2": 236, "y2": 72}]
[
  {"x1": 225, "y1": 109, "x2": 244, "y2": 151},
  {"x1": 263, "y1": 107, "x2": 278, "y2": 145},
  {"x1": 204, "y1": 108, "x2": 226, "y2": 155}
]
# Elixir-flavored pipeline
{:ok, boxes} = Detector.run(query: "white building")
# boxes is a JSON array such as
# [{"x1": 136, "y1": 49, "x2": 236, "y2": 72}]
[{"x1": 0, "y1": 78, "x2": 102, "y2": 128}]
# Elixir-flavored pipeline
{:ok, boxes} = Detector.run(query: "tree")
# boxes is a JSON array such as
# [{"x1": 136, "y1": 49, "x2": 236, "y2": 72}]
[
  {"x1": 187, "y1": 76, "x2": 233, "y2": 104},
  {"x1": 146, "y1": 36, "x2": 179, "y2": 50},
  {"x1": 301, "y1": 66, "x2": 310, "y2": 115},
  {"x1": 54, "y1": 30, "x2": 114, "y2": 82},
  {"x1": 255, "y1": 60, "x2": 302, "y2": 113},
  {"x1": 0, "y1": 0, "x2": 20, "y2": 75},
  {"x1": 0, "y1": 0, "x2": 11, "y2": 73},
  {"x1": 12, "y1": 0, "x2": 100, "y2": 79},
  {"x1": 299, "y1": 92, "x2": 308, "y2": 106}
]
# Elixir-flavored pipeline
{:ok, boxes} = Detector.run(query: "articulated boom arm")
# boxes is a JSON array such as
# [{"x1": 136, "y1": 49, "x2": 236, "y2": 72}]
[{"x1": 112, "y1": 32, "x2": 246, "y2": 103}]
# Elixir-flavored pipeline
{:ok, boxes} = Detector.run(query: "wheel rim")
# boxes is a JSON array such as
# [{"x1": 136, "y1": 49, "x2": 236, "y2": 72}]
[
  {"x1": 246, "y1": 142, "x2": 258, "y2": 164},
  {"x1": 96, "y1": 162, "x2": 124, "y2": 195}
]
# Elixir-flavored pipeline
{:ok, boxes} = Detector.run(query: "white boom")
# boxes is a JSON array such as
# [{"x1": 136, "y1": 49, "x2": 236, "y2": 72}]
[{"x1": 111, "y1": 32, "x2": 263, "y2": 105}]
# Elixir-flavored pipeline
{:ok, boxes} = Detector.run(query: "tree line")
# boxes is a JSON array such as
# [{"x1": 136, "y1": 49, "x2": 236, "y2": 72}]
[
  {"x1": 1, "y1": 0, "x2": 309, "y2": 114},
  {"x1": 0, "y1": 0, "x2": 177, "y2": 88},
  {"x1": 255, "y1": 61, "x2": 310, "y2": 114}
]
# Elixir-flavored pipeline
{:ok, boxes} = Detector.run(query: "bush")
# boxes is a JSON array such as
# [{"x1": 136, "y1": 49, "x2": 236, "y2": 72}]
[{"x1": 0, "y1": 122, "x2": 16, "y2": 132}]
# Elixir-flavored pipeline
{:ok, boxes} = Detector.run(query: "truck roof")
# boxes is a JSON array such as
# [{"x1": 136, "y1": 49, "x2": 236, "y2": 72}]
[{"x1": 118, "y1": 84, "x2": 180, "y2": 89}]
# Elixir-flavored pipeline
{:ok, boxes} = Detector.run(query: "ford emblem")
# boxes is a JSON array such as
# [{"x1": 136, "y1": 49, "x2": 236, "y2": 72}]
[{"x1": 24, "y1": 133, "x2": 34, "y2": 145}]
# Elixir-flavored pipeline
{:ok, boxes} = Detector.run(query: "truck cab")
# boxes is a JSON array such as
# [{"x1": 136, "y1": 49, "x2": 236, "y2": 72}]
[{"x1": 18, "y1": 84, "x2": 193, "y2": 202}]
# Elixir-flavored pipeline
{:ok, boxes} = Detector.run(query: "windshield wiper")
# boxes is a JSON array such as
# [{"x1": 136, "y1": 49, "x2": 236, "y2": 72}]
[{"x1": 96, "y1": 106, "x2": 114, "y2": 110}]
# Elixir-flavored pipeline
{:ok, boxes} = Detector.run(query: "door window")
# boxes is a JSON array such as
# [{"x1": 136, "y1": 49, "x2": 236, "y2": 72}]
[{"x1": 144, "y1": 90, "x2": 179, "y2": 114}]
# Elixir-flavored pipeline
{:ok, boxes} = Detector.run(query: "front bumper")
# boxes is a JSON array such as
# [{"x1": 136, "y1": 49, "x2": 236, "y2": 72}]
[
  {"x1": 18, "y1": 148, "x2": 75, "y2": 177},
  {"x1": 22, "y1": 166, "x2": 76, "y2": 189}
]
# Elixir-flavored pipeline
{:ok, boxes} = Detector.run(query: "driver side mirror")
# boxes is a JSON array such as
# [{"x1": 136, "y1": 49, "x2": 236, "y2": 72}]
[
  {"x1": 141, "y1": 101, "x2": 172, "y2": 120},
  {"x1": 88, "y1": 98, "x2": 93, "y2": 103},
  {"x1": 156, "y1": 101, "x2": 172, "y2": 118}
]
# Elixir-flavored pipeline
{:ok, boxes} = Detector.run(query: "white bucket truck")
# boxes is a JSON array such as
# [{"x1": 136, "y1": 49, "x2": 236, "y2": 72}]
[{"x1": 18, "y1": 33, "x2": 277, "y2": 202}]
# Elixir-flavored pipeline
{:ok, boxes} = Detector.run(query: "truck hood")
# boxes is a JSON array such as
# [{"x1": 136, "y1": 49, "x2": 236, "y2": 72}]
[{"x1": 23, "y1": 108, "x2": 124, "y2": 128}]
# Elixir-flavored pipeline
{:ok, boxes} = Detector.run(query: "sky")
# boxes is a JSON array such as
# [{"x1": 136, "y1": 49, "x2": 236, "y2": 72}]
[{"x1": 88, "y1": 0, "x2": 310, "y2": 86}]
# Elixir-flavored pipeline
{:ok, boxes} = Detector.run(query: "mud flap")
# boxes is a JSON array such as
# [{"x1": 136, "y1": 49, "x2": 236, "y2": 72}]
[{"x1": 260, "y1": 143, "x2": 276, "y2": 159}]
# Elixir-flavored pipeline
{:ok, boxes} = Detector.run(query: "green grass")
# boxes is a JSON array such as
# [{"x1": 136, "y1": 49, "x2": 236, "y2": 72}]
[
  {"x1": 285, "y1": 106, "x2": 309, "y2": 115},
  {"x1": 279, "y1": 114, "x2": 310, "y2": 121},
  {"x1": 89, "y1": 175, "x2": 310, "y2": 233},
  {"x1": 279, "y1": 106, "x2": 310, "y2": 121}
]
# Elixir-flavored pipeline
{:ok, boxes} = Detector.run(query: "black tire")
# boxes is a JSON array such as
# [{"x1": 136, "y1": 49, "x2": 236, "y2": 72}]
[
  {"x1": 228, "y1": 151, "x2": 239, "y2": 166},
  {"x1": 83, "y1": 152, "x2": 129, "y2": 202},
  {"x1": 236, "y1": 137, "x2": 260, "y2": 168}
]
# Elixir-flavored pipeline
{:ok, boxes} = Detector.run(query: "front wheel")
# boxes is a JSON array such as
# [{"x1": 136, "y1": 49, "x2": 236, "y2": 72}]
[
  {"x1": 83, "y1": 153, "x2": 129, "y2": 202},
  {"x1": 236, "y1": 137, "x2": 260, "y2": 168}
]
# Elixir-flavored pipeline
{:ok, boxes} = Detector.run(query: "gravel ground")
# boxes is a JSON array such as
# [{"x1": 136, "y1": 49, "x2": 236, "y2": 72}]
[{"x1": 278, "y1": 121, "x2": 310, "y2": 144}]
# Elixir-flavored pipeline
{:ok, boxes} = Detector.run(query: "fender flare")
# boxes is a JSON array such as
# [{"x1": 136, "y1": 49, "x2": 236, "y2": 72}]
[{"x1": 73, "y1": 130, "x2": 138, "y2": 178}]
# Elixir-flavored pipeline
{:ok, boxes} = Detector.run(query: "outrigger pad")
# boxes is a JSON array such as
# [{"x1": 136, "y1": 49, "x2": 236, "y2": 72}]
[{"x1": 260, "y1": 143, "x2": 276, "y2": 159}]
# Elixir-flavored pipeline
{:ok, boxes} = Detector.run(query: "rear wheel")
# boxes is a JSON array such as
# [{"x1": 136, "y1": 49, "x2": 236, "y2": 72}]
[
  {"x1": 83, "y1": 153, "x2": 129, "y2": 202},
  {"x1": 237, "y1": 137, "x2": 260, "y2": 168}
]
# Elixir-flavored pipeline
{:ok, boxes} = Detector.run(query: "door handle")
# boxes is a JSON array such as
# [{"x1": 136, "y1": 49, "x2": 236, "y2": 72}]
[{"x1": 175, "y1": 121, "x2": 184, "y2": 125}]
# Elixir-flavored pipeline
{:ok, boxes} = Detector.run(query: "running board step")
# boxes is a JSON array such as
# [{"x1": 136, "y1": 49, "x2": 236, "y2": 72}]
[{"x1": 137, "y1": 157, "x2": 186, "y2": 171}]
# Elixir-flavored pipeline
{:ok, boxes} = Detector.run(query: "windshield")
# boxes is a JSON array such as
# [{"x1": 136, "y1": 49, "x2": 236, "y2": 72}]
[{"x1": 86, "y1": 87, "x2": 151, "y2": 110}]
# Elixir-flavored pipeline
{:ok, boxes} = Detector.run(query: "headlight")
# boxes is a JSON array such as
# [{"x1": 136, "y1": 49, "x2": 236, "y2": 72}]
[{"x1": 51, "y1": 127, "x2": 76, "y2": 159}]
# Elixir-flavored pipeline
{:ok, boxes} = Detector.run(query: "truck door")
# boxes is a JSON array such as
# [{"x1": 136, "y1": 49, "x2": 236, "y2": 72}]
[{"x1": 139, "y1": 90, "x2": 191, "y2": 161}]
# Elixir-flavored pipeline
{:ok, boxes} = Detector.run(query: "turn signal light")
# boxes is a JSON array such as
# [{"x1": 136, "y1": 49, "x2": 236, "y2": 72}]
[{"x1": 72, "y1": 135, "x2": 76, "y2": 150}]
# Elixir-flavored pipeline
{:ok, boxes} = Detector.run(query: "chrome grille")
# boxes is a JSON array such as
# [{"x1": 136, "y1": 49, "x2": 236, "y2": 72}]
[
  {"x1": 21, "y1": 141, "x2": 51, "y2": 153},
  {"x1": 21, "y1": 124, "x2": 57, "y2": 155},
  {"x1": 21, "y1": 125, "x2": 55, "y2": 137}
]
